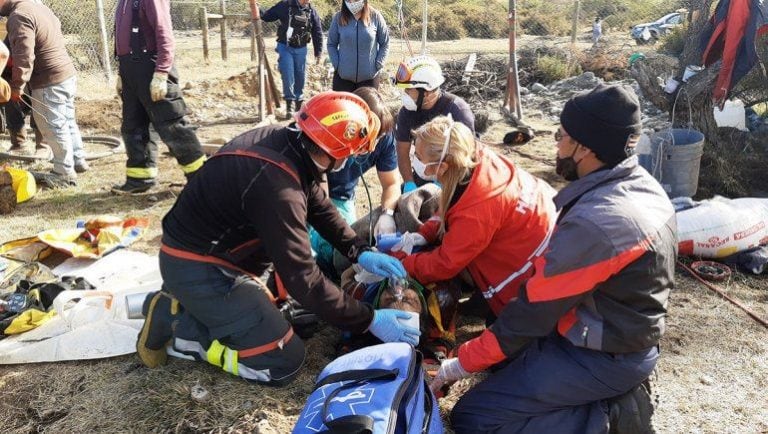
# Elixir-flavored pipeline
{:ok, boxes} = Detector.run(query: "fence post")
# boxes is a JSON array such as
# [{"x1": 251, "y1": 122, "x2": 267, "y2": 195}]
[
  {"x1": 200, "y1": 7, "x2": 210, "y2": 62},
  {"x1": 250, "y1": 22, "x2": 257, "y2": 62},
  {"x1": 570, "y1": 0, "x2": 580, "y2": 44},
  {"x1": 505, "y1": 0, "x2": 522, "y2": 120},
  {"x1": 95, "y1": 0, "x2": 112, "y2": 83},
  {"x1": 420, "y1": 0, "x2": 428, "y2": 54},
  {"x1": 220, "y1": 0, "x2": 228, "y2": 61}
]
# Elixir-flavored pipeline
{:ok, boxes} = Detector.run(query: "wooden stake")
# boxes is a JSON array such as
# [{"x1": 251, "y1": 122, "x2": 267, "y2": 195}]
[
  {"x1": 200, "y1": 7, "x2": 210, "y2": 62},
  {"x1": 220, "y1": 0, "x2": 228, "y2": 61}
]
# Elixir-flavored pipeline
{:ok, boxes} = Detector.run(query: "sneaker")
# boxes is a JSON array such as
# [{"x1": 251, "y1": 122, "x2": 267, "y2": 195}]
[
  {"x1": 111, "y1": 178, "x2": 157, "y2": 195},
  {"x1": 608, "y1": 380, "x2": 655, "y2": 434},
  {"x1": 136, "y1": 291, "x2": 179, "y2": 368},
  {"x1": 74, "y1": 160, "x2": 90, "y2": 173}
]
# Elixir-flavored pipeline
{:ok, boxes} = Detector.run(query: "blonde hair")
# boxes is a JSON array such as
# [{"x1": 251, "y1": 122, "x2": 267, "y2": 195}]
[{"x1": 412, "y1": 116, "x2": 478, "y2": 235}]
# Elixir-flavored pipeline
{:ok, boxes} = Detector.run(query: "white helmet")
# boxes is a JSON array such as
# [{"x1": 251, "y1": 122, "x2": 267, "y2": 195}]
[{"x1": 394, "y1": 55, "x2": 445, "y2": 91}]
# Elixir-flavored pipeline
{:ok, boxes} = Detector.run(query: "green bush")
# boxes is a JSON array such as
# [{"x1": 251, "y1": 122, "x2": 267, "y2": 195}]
[
  {"x1": 536, "y1": 54, "x2": 572, "y2": 83},
  {"x1": 658, "y1": 25, "x2": 687, "y2": 56},
  {"x1": 518, "y1": 0, "x2": 571, "y2": 36},
  {"x1": 450, "y1": 3, "x2": 508, "y2": 38}
]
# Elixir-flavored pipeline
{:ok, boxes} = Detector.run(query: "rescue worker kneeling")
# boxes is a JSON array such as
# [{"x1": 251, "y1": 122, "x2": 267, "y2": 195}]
[{"x1": 136, "y1": 91, "x2": 420, "y2": 385}]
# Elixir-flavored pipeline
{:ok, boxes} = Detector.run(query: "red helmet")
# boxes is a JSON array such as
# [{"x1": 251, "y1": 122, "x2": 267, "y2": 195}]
[{"x1": 294, "y1": 91, "x2": 381, "y2": 159}]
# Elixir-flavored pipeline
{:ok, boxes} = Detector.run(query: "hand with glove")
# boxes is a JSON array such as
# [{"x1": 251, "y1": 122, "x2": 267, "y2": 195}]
[
  {"x1": 403, "y1": 181, "x2": 417, "y2": 193},
  {"x1": 149, "y1": 72, "x2": 168, "y2": 102},
  {"x1": 391, "y1": 232, "x2": 427, "y2": 255},
  {"x1": 373, "y1": 210, "x2": 397, "y2": 237},
  {"x1": 358, "y1": 251, "x2": 406, "y2": 279},
  {"x1": 116, "y1": 75, "x2": 122, "y2": 97},
  {"x1": 429, "y1": 357, "x2": 470, "y2": 395},
  {"x1": 10, "y1": 87, "x2": 22, "y2": 103},
  {"x1": 368, "y1": 308, "x2": 420, "y2": 346}
]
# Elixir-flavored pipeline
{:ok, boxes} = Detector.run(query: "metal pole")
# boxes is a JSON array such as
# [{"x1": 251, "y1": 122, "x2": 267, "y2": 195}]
[
  {"x1": 95, "y1": 0, "x2": 113, "y2": 83},
  {"x1": 200, "y1": 7, "x2": 210, "y2": 62},
  {"x1": 505, "y1": 0, "x2": 522, "y2": 120},
  {"x1": 420, "y1": 0, "x2": 428, "y2": 54},
  {"x1": 571, "y1": 0, "x2": 580, "y2": 45},
  {"x1": 220, "y1": 0, "x2": 228, "y2": 61}
]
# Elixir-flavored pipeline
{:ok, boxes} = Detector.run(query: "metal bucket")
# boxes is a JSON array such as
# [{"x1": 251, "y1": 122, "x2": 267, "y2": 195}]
[{"x1": 640, "y1": 128, "x2": 705, "y2": 198}]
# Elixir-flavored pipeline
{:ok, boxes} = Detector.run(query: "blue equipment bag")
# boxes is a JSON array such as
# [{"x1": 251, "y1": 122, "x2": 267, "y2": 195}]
[{"x1": 293, "y1": 342, "x2": 443, "y2": 434}]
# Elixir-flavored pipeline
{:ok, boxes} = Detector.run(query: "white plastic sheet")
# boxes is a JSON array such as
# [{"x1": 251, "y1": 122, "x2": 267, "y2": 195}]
[{"x1": 0, "y1": 250, "x2": 161, "y2": 364}]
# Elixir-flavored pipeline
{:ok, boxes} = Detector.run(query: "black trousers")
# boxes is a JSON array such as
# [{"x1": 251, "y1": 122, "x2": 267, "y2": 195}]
[
  {"x1": 159, "y1": 251, "x2": 305, "y2": 385},
  {"x1": 331, "y1": 72, "x2": 379, "y2": 92},
  {"x1": 118, "y1": 54, "x2": 204, "y2": 180}
]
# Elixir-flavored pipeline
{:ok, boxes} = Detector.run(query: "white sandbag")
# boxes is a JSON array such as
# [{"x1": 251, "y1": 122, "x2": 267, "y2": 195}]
[{"x1": 676, "y1": 196, "x2": 768, "y2": 258}]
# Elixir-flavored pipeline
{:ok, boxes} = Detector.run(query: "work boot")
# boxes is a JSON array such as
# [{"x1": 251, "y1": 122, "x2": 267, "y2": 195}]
[
  {"x1": 74, "y1": 159, "x2": 90, "y2": 173},
  {"x1": 608, "y1": 380, "x2": 656, "y2": 434},
  {"x1": 136, "y1": 291, "x2": 180, "y2": 368},
  {"x1": 284, "y1": 99, "x2": 293, "y2": 119},
  {"x1": 7, "y1": 129, "x2": 34, "y2": 155},
  {"x1": 111, "y1": 178, "x2": 157, "y2": 195},
  {"x1": 33, "y1": 171, "x2": 77, "y2": 189},
  {"x1": 295, "y1": 99, "x2": 304, "y2": 112}
]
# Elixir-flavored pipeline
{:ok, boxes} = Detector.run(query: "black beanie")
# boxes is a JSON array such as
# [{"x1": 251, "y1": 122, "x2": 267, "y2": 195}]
[{"x1": 560, "y1": 84, "x2": 642, "y2": 167}]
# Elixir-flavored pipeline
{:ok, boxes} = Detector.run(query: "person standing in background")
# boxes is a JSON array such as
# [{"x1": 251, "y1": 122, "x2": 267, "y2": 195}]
[
  {"x1": 1, "y1": 0, "x2": 87, "y2": 187},
  {"x1": 261, "y1": 0, "x2": 323, "y2": 119},
  {"x1": 113, "y1": 0, "x2": 206, "y2": 194},
  {"x1": 592, "y1": 16, "x2": 603, "y2": 44},
  {"x1": 1, "y1": 35, "x2": 44, "y2": 157},
  {"x1": 327, "y1": 0, "x2": 389, "y2": 92}
]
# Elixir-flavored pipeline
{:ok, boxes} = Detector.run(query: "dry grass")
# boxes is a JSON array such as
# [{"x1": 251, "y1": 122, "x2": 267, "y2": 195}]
[{"x1": 1, "y1": 31, "x2": 767, "y2": 434}]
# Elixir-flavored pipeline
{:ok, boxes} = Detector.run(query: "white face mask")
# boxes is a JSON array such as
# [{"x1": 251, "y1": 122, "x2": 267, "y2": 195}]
[
  {"x1": 312, "y1": 155, "x2": 348, "y2": 173},
  {"x1": 331, "y1": 158, "x2": 348, "y2": 172},
  {"x1": 401, "y1": 92, "x2": 417, "y2": 111},
  {"x1": 410, "y1": 115, "x2": 456, "y2": 182},
  {"x1": 345, "y1": 0, "x2": 365, "y2": 15},
  {"x1": 410, "y1": 150, "x2": 438, "y2": 181}
]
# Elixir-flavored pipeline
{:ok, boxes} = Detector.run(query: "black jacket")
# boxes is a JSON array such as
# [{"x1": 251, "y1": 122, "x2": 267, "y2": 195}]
[
  {"x1": 261, "y1": 0, "x2": 323, "y2": 57},
  {"x1": 162, "y1": 125, "x2": 373, "y2": 333}
]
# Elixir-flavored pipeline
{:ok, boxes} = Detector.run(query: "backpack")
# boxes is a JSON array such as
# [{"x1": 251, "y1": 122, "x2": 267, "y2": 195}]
[{"x1": 292, "y1": 342, "x2": 443, "y2": 434}]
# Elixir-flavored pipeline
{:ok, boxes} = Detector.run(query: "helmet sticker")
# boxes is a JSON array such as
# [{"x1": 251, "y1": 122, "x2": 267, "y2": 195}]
[
  {"x1": 343, "y1": 123, "x2": 358, "y2": 140},
  {"x1": 320, "y1": 111, "x2": 351, "y2": 126}
]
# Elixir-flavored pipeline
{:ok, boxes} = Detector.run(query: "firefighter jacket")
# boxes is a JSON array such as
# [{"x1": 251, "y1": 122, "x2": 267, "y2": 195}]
[
  {"x1": 402, "y1": 146, "x2": 557, "y2": 314},
  {"x1": 161, "y1": 125, "x2": 374, "y2": 333},
  {"x1": 458, "y1": 156, "x2": 677, "y2": 372}
]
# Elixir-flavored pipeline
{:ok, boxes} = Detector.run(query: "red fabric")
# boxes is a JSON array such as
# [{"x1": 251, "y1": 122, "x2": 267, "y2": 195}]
[
  {"x1": 417, "y1": 216, "x2": 442, "y2": 244},
  {"x1": 716, "y1": 0, "x2": 751, "y2": 103},
  {"x1": 458, "y1": 328, "x2": 505, "y2": 372},
  {"x1": 526, "y1": 238, "x2": 650, "y2": 303},
  {"x1": 402, "y1": 147, "x2": 556, "y2": 314}
]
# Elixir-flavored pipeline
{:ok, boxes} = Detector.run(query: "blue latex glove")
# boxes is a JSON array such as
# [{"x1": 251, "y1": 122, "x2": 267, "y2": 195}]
[
  {"x1": 403, "y1": 181, "x2": 418, "y2": 193},
  {"x1": 358, "y1": 251, "x2": 406, "y2": 279},
  {"x1": 369, "y1": 309, "x2": 421, "y2": 346}
]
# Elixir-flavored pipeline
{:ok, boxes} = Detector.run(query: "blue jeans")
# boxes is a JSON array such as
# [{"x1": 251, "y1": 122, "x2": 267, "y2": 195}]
[
  {"x1": 309, "y1": 197, "x2": 357, "y2": 273},
  {"x1": 451, "y1": 334, "x2": 659, "y2": 434},
  {"x1": 31, "y1": 76, "x2": 85, "y2": 176},
  {"x1": 276, "y1": 42, "x2": 307, "y2": 101}
]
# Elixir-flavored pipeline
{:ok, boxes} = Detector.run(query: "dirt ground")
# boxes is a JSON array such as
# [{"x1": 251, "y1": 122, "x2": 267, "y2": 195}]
[{"x1": 0, "y1": 30, "x2": 767, "y2": 433}]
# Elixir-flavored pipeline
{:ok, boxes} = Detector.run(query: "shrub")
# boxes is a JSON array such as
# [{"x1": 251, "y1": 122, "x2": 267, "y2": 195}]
[
  {"x1": 535, "y1": 54, "x2": 572, "y2": 83},
  {"x1": 658, "y1": 25, "x2": 687, "y2": 57},
  {"x1": 450, "y1": 3, "x2": 508, "y2": 38}
]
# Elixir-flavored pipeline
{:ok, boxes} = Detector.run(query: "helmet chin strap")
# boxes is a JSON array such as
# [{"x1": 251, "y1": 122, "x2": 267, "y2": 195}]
[{"x1": 415, "y1": 89, "x2": 426, "y2": 111}]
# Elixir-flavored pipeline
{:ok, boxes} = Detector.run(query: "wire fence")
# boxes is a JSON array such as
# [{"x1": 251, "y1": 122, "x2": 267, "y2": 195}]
[{"x1": 34, "y1": 0, "x2": 686, "y2": 91}]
